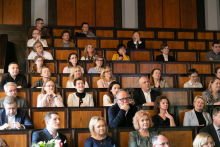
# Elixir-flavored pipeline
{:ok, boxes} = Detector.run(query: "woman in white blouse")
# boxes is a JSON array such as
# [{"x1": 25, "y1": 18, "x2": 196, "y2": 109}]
[
  {"x1": 97, "y1": 66, "x2": 114, "y2": 88},
  {"x1": 66, "y1": 65, "x2": 89, "y2": 88},
  {"x1": 63, "y1": 53, "x2": 84, "y2": 73},
  {"x1": 67, "y1": 77, "x2": 94, "y2": 107},
  {"x1": 103, "y1": 81, "x2": 120, "y2": 106},
  {"x1": 81, "y1": 43, "x2": 97, "y2": 60}
]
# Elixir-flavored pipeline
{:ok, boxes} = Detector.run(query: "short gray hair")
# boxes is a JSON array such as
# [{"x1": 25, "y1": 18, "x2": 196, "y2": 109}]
[
  {"x1": 138, "y1": 75, "x2": 149, "y2": 83},
  {"x1": 115, "y1": 89, "x2": 128, "y2": 99},
  {"x1": 33, "y1": 41, "x2": 43, "y2": 52},
  {"x1": 4, "y1": 82, "x2": 17, "y2": 92},
  {"x1": 89, "y1": 116, "x2": 108, "y2": 136},
  {"x1": 3, "y1": 96, "x2": 17, "y2": 105},
  {"x1": 213, "y1": 107, "x2": 220, "y2": 116},
  {"x1": 152, "y1": 134, "x2": 167, "y2": 145}
]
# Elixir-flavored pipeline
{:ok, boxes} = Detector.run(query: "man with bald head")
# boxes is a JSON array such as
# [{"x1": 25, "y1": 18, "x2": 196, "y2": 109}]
[
  {"x1": 127, "y1": 31, "x2": 145, "y2": 49},
  {"x1": 133, "y1": 76, "x2": 161, "y2": 106},
  {"x1": 152, "y1": 134, "x2": 171, "y2": 147}
]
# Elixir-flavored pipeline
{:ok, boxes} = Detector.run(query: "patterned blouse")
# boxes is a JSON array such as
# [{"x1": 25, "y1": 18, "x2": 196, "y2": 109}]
[{"x1": 202, "y1": 90, "x2": 220, "y2": 105}]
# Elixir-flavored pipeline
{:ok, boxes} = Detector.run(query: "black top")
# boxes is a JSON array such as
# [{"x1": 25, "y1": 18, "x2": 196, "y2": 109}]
[
  {"x1": 152, "y1": 114, "x2": 175, "y2": 127},
  {"x1": 0, "y1": 73, "x2": 28, "y2": 88},
  {"x1": 194, "y1": 109, "x2": 206, "y2": 126},
  {"x1": 127, "y1": 39, "x2": 145, "y2": 49},
  {"x1": 155, "y1": 54, "x2": 175, "y2": 61},
  {"x1": 84, "y1": 136, "x2": 115, "y2": 147}
]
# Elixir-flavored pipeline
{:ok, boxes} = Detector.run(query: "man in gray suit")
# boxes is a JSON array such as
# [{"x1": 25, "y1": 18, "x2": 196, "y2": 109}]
[{"x1": 0, "y1": 82, "x2": 28, "y2": 108}]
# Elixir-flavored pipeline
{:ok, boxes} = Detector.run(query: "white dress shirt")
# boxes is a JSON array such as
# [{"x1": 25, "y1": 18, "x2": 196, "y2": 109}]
[
  {"x1": 142, "y1": 89, "x2": 151, "y2": 103},
  {"x1": 47, "y1": 128, "x2": 59, "y2": 139},
  {"x1": 7, "y1": 114, "x2": 16, "y2": 129},
  {"x1": 27, "y1": 38, "x2": 48, "y2": 47},
  {"x1": 27, "y1": 51, "x2": 53, "y2": 60},
  {"x1": 183, "y1": 80, "x2": 203, "y2": 88},
  {"x1": 134, "y1": 41, "x2": 142, "y2": 49},
  {"x1": 162, "y1": 54, "x2": 168, "y2": 61}
]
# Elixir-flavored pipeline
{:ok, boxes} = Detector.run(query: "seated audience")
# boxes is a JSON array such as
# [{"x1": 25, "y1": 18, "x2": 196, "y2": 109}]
[
  {"x1": 81, "y1": 43, "x2": 96, "y2": 60},
  {"x1": 31, "y1": 66, "x2": 60, "y2": 88},
  {"x1": 67, "y1": 77, "x2": 94, "y2": 107},
  {"x1": 37, "y1": 80, "x2": 64, "y2": 107},
  {"x1": 184, "y1": 68, "x2": 203, "y2": 88},
  {"x1": 0, "y1": 96, "x2": 33, "y2": 130},
  {"x1": 215, "y1": 67, "x2": 220, "y2": 78},
  {"x1": 152, "y1": 134, "x2": 171, "y2": 147},
  {"x1": 206, "y1": 41, "x2": 220, "y2": 61},
  {"x1": 150, "y1": 68, "x2": 169, "y2": 88},
  {"x1": 0, "y1": 82, "x2": 28, "y2": 108},
  {"x1": 97, "y1": 66, "x2": 114, "y2": 88},
  {"x1": 127, "y1": 31, "x2": 145, "y2": 49},
  {"x1": 112, "y1": 44, "x2": 130, "y2": 61},
  {"x1": 79, "y1": 22, "x2": 96, "y2": 37},
  {"x1": 27, "y1": 29, "x2": 48, "y2": 47},
  {"x1": 202, "y1": 77, "x2": 220, "y2": 105},
  {"x1": 183, "y1": 95, "x2": 212, "y2": 126},
  {"x1": 133, "y1": 76, "x2": 161, "y2": 106},
  {"x1": 32, "y1": 111, "x2": 67, "y2": 147},
  {"x1": 200, "y1": 107, "x2": 220, "y2": 147},
  {"x1": 88, "y1": 55, "x2": 105, "y2": 73},
  {"x1": 27, "y1": 41, "x2": 53, "y2": 60},
  {"x1": 156, "y1": 43, "x2": 175, "y2": 61},
  {"x1": 103, "y1": 81, "x2": 120, "y2": 106},
  {"x1": 0, "y1": 62, "x2": 28, "y2": 88},
  {"x1": 193, "y1": 133, "x2": 215, "y2": 147},
  {"x1": 0, "y1": 139, "x2": 8, "y2": 147},
  {"x1": 152, "y1": 95, "x2": 176, "y2": 127},
  {"x1": 128, "y1": 110, "x2": 158, "y2": 147},
  {"x1": 66, "y1": 65, "x2": 89, "y2": 88},
  {"x1": 55, "y1": 30, "x2": 75, "y2": 47},
  {"x1": 27, "y1": 18, "x2": 50, "y2": 38},
  {"x1": 63, "y1": 53, "x2": 84, "y2": 73},
  {"x1": 84, "y1": 116, "x2": 115, "y2": 147},
  {"x1": 108, "y1": 89, "x2": 137, "y2": 128},
  {"x1": 29, "y1": 56, "x2": 44, "y2": 73}
]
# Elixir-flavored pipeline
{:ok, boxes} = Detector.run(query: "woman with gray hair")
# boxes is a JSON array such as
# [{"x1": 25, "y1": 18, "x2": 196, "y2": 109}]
[
  {"x1": 84, "y1": 116, "x2": 115, "y2": 147},
  {"x1": 129, "y1": 110, "x2": 157, "y2": 147},
  {"x1": 193, "y1": 133, "x2": 215, "y2": 147}
]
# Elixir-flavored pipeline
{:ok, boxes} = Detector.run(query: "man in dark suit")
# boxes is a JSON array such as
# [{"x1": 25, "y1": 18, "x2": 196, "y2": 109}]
[
  {"x1": 200, "y1": 107, "x2": 220, "y2": 147},
  {"x1": 108, "y1": 89, "x2": 138, "y2": 128},
  {"x1": 32, "y1": 111, "x2": 68, "y2": 147},
  {"x1": 127, "y1": 31, "x2": 145, "y2": 49},
  {"x1": 155, "y1": 43, "x2": 175, "y2": 61},
  {"x1": 133, "y1": 76, "x2": 161, "y2": 106},
  {"x1": 0, "y1": 96, "x2": 33, "y2": 130}
]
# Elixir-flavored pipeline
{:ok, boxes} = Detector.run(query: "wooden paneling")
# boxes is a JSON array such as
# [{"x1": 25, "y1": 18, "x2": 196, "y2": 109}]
[
  {"x1": 180, "y1": 0, "x2": 197, "y2": 29},
  {"x1": 191, "y1": 63, "x2": 212, "y2": 74},
  {"x1": 130, "y1": 50, "x2": 151, "y2": 61},
  {"x1": 62, "y1": 76, "x2": 69, "y2": 88},
  {"x1": 96, "y1": 30, "x2": 114, "y2": 37},
  {"x1": 59, "y1": 62, "x2": 67, "y2": 73},
  {"x1": 145, "y1": 0, "x2": 162, "y2": 28},
  {"x1": 167, "y1": 41, "x2": 185, "y2": 49},
  {"x1": 146, "y1": 41, "x2": 163, "y2": 49},
  {"x1": 120, "y1": 132, "x2": 130, "y2": 147},
  {"x1": 165, "y1": 63, "x2": 187, "y2": 74},
  {"x1": 193, "y1": 91, "x2": 203, "y2": 99},
  {"x1": 55, "y1": 49, "x2": 77, "y2": 60},
  {"x1": 113, "y1": 63, "x2": 136, "y2": 74},
  {"x1": 178, "y1": 76, "x2": 200, "y2": 88},
  {"x1": 117, "y1": 31, "x2": 133, "y2": 38},
  {"x1": 0, "y1": 0, "x2": 2, "y2": 24},
  {"x1": 188, "y1": 41, "x2": 206, "y2": 50},
  {"x1": 158, "y1": 31, "x2": 174, "y2": 39},
  {"x1": 53, "y1": 29, "x2": 71, "y2": 36},
  {"x1": 197, "y1": 32, "x2": 213, "y2": 40},
  {"x1": 139, "y1": 62, "x2": 162, "y2": 73},
  {"x1": 96, "y1": 0, "x2": 114, "y2": 27},
  {"x1": 100, "y1": 39, "x2": 119, "y2": 48},
  {"x1": 163, "y1": 77, "x2": 174, "y2": 88},
  {"x1": 76, "y1": 0, "x2": 95, "y2": 26},
  {"x1": 30, "y1": 62, "x2": 55, "y2": 73},
  {"x1": 217, "y1": 33, "x2": 220, "y2": 40},
  {"x1": 205, "y1": 76, "x2": 212, "y2": 88},
  {"x1": 209, "y1": 42, "x2": 214, "y2": 50},
  {"x1": 177, "y1": 52, "x2": 197, "y2": 61},
  {"x1": 121, "y1": 77, "x2": 139, "y2": 88},
  {"x1": 57, "y1": 0, "x2": 75, "y2": 26},
  {"x1": 139, "y1": 31, "x2": 154, "y2": 38},
  {"x1": 178, "y1": 109, "x2": 192, "y2": 126},
  {"x1": 99, "y1": 91, "x2": 107, "y2": 106},
  {"x1": 77, "y1": 39, "x2": 97, "y2": 48},
  {"x1": 106, "y1": 50, "x2": 117, "y2": 60},
  {"x1": 78, "y1": 132, "x2": 91, "y2": 147},
  {"x1": 92, "y1": 76, "x2": 100, "y2": 88},
  {"x1": 0, "y1": 134, "x2": 27, "y2": 147},
  {"x1": 178, "y1": 32, "x2": 194, "y2": 39},
  {"x1": 163, "y1": 0, "x2": 180, "y2": 28},
  {"x1": 200, "y1": 52, "x2": 206, "y2": 61},
  {"x1": 123, "y1": 39, "x2": 131, "y2": 48},
  {"x1": 3, "y1": 0, "x2": 23, "y2": 25},
  {"x1": 162, "y1": 91, "x2": 188, "y2": 105}
]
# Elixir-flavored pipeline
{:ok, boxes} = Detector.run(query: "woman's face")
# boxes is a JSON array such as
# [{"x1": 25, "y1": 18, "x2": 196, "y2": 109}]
[
  {"x1": 87, "y1": 45, "x2": 94, "y2": 54},
  {"x1": 202, "y1": 137, "x2": 214, "y2": 147},
  {"x1": 211, "y1": 79, "x2": 220, "y2": 92},
  {"x1": 69, "y1": 54, "x2": 78, "y2": 65},
  {"x1": 74, "y1": 67, "x2": 82, "y2": 78},
  {"x1": 104, "y1": 68, "x2": 112, "y2": 79},
  {"x1": 35, "y1": 57, "x2": 43, "y2": 67},
  {"x1": 215, "y1": 69, "x2": 220, "y2": 78},
  {"x1": 139, "y1": 115, "x2": 150, "y2": 130},
  {"x1": 161, "y1": 46, "x2": 169, "y2": 54},
  {"x1": 159, "y1": 99, "x2": 169, "y2": 110},
  {"x1": 93, "y1": 120, "x2": 106, "y2": 136},
  {"x1": 152, "y1": 70, "x2": 161, "y2": 80},
  {"x1": 75, "y1": 80, "x2": 85, "y2": 92},
  {"x1": 118, "y1": 47, "x2": 126, "y2": 55},
  {"x1": 44, "y1": 81, "x2": 55, "y2": 93},
  {"x1": 95, "y1": 58, "x2": 103, "y2": 67},
  {"x1": 110, "y1": 84, "x2": 120, "y2": 96},
  {"x1": 194, "y1": 98, "x2": 205, "y2": 111}
]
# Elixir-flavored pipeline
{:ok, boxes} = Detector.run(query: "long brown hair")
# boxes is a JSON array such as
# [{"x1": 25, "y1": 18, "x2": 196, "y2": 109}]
[
  {"x1": 67, "y1": 53, "x2": 80, "y2": 68},
  {"x1": 29, "y1": 56, "x2": 43, "y2": 73},
  {"x1": 150, "y1": 68, "x2": 163, "y2": 86},
  {"x1": 154, "y1": 95, "x2": 171, "y2": 114},
  {"x1": 106, "y1": 81, "x2": 121, "y2": 103}
]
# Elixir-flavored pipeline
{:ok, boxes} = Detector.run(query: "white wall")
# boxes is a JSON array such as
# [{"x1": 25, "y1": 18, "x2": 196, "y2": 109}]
[{"x1": 31, "y1": 0, "x2": 48, "y2": 26}]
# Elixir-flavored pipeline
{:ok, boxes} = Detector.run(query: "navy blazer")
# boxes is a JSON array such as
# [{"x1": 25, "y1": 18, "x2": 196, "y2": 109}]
[
  {"x1": 0, "y1": 109, "x2": 34, "y2": 129},
  {"x1": 200, "y1": 123, "x2": 220, "y2": 147},
  {"x1": 32, "y1": 128, "x2": 68, "y2": 147},
  {"x1": 108, "y1": 103, "x2": 137, "y2": 128},
  {"x1": 133, "y1": 89, "x2": 161, "y2": 106},
  {"x1": 155, "y1": 54, "x2": 175, "y2": 61},
  {"x1": 127, "y1": 40, "x2": 145, "y2": 49}
]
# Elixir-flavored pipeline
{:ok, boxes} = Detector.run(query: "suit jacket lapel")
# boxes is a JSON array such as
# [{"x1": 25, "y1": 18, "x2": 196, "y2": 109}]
[
  {"x1": 210, "y1": 124, "x2": 220, "y2": 146},
  {"x1": 191, "y1": 110, "x2": 199, "y2": 125},
  {"x1": 2, "y1": 109, "x2": 7, "y2": 124},
  {"x1": 43, "y1": 128, "x2": 53, "y2": 141},
  {"x1": 139, "y1": 89, "x2": 146, "y2": 104}
]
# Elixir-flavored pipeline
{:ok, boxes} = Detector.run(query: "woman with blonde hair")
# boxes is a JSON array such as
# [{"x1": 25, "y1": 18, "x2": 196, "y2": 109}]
[
  {"x1": 29, "y1": 55, "x2": 44, "y2": 73},
  {"x1": 66, "y1": 65, "x2": 89, "y2": 88},
  {"x1": 81, "y1": 43, "x2": 96, "y2": 60},
  {"x1": 183, "y1": 95, "x2": 212, "y2": 126},
  {"x1": 193, "y1": 133, "x2": 215, "y2": 147},
  {"x1": 88, "y1": 55, "x2": 105, "y2": 73},
  {"x1": 128, "y1": 110, "x2": 157, "y2": 147},
  {"x1": 97, "y1": 66, "x2": 114, "y2": 88},
  {"x1": 150, "y1": 68, "x2": 169, "y2": 88},
  {"x1": 84, "y1": 116, "x2": 115, "y2": 147},
  {"x1": 202, "y1": 77, "x2": 220, "y2": 105}
]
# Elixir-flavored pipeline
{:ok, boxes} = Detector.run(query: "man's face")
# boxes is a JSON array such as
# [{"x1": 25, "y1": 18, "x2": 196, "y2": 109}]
[
  {"x1": 212, "y1": 44, "x2": 220, "y2": 54},
  {"x1": 35, "y1": 43, "x2": 43, "y2": 53},
  {"x1": 139, "y1": 77, "x2": 150, "y2": 91},
  {"x1": 132, "y1": 32, "x2": 140, "y2": 41},
  {"x1": 41, "y1": 68, "x2": 51, "y2": 78},
  {"x1": 36, "y1": 20, "x2": 44, "y2": 29},
  {"x1": 32, "y1": 30, "x2": 40, "y2": 39},
  {"x1": 4, "y1": 103, "x2": 17, "y2": 116},
  {"x1": 62, "y1": 33, "x2": 70, "y2": 41},
  {"x1": 46, "y1": 114, "x2": 60, "y2": 130},
  {"x1": 153, "y1": 135, "x2": 170, "y2": 147},
  {"x1": 116, "y1": 91, "x2": 129, "y2": 107},
  {"x1": 213, "y1": 111, "x2": 220, "y2": 128},
  {"x1": 5, "y1": 85, "x2": 17, "y2": 97},
  {"x1": 82, "y1": 24, "x2": 89, "y2": 32},
  {"x1": 8, "y1": 64, "x2": 19, "y2": 77}
]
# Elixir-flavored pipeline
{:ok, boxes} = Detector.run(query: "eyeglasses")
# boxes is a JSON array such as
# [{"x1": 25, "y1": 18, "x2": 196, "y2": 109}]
[
  {"x1": 117, "y1": 97, "x2": 129, "y2": 101},
  {"x1": 202, "y1": 142, "x2": 215, "y2": 146},
  {"x1": 36, "y1": 45, "x2": 43, "y2": 48},
  {"x1": 45, "y1": 85, "x2": 55, "y2": 88},
  {"x1": 104, "y1": 70, "x2": 112, "y2": 73},
  {"x1": 155, "y1": 142, "x2": 171, "y2": 146}
]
